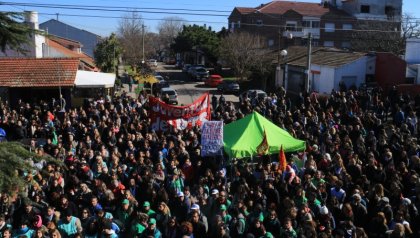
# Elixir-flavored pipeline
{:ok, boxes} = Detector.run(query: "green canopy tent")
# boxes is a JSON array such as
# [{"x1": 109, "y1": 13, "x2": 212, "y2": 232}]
[{"x1": 223, "y1": 111, "x2": 306, "y2": 158}]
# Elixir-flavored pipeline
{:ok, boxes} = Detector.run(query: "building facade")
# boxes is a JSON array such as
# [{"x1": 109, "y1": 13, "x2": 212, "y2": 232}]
[{"x1": 229, "y1": 0, "x2": 402, "y2": 50}]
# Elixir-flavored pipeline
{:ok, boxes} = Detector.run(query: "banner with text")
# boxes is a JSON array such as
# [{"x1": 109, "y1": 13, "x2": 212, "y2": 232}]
[
  {"x1": 201, "y1": 121, "x2": 224, "y2": 157},
  {"x1": 149, "y1": 93, "x2": 210, "y2": 131}
]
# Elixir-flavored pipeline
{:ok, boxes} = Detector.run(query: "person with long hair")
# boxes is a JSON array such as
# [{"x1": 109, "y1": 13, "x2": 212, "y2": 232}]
[{"x1": 156, "y1": 202, "x2": 171, "y2": 231}]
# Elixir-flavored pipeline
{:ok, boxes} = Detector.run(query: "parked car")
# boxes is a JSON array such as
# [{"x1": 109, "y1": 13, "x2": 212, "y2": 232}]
[
  {"x1": 187, "y1": 64, "x2": 205, "y2": 75},
  {"x1": 154, "y1": 75, "x2": 164, "y2": 81},
  {"x1": 160, "y1": 88, "x2": 178, "y2": 105},
  {"x1": 190, "y1": 67, "x2": 209, "y2": 80},
  {"x1": 147, "y1": 59, "x2": 158, "y2": 67},
  {"x1": 182, "y1": 64, "x2": 192, "y2": 73},
  {"x1": 204, "y1": 75, "x2": 223, "y2": 87},
  {"x1": 239, "y1": 90, "x2": 267, "y2": 101},
  {"x1": 217, "y1": 80, "x2": 240, "y2": 93},
  {"x1": 155, "y1": 80, "x2": 170, "y2": 91}
]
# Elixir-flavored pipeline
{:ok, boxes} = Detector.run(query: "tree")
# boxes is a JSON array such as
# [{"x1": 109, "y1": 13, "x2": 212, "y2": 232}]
[
  {"x1": 171, "y1": 25, "x2": 220, "y2": 65},
  {"x1": 0, "y1": 12, "x2": 34, "y2": 53},
  {"x1": 94, "y1": 33, "x2": 122, "y2": 72},
  {"x1": 157, "y1": 16, "x2": 184, "y2": 56},
  {"x1": 351, "y1": 14, "x2": 420, "y2": 55},
  {"x1": 219, "y1": 32, "x2": 273, "y2": 82},
  {"x1": 117, "y1": 11, "x2": 145, "y2": 65},
  {"x1": 0, "y1": 142, "x2": 63, "y2": 195}
]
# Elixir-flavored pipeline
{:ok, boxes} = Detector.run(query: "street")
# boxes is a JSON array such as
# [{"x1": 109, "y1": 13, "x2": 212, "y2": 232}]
[
  {"x1": 118, "y1": 63, "x2": 239, "y2": 105},
  {"x1": 156, "y1": 64, "x2": 239, "y2": 105}
]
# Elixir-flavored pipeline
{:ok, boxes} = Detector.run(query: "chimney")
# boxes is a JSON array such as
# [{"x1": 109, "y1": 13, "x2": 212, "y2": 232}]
[{"x1": 24, "y1": 11, "x2": 39, "y2": 30}]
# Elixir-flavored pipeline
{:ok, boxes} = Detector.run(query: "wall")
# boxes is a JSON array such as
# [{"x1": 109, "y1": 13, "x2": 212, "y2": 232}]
[
  {"x1": 405, "y1": 38, "x2": 420, "y2": 64},
  {"x1": 375, "y1": 52, "x2": 406, "y2": 91},
  {"x1": 342, "y1": 0, "x2": 402, "y2": 19},
  {"x1": 334, "y1": 56, "x2": 367, "y2": 90},
  {"x1": 314, "y1": 65, "x2": 335, "y2": 94}
]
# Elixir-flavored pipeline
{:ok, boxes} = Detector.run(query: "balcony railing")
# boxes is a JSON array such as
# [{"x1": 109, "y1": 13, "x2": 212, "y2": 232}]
[{"x1": 283, "y1": 28, "x2": 320, "y2": 39}]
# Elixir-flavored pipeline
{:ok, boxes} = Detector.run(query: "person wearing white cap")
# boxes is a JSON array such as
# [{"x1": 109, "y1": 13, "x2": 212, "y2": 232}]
[
  {"x1": 208, "y1": 189, "x2": 219, "y2": 211},
  {"x1": 173, "y1": 190, "x2": 190, "y2": 222},
  {"x1": 189, "y1": 203, "x2": 208, "y2": 231},
  {"x1": 318, "y1": 205, "x2": 336, "y2": 230},
  {"x1": 351, "y1": 193, "x2": 367, "y2": 228}
]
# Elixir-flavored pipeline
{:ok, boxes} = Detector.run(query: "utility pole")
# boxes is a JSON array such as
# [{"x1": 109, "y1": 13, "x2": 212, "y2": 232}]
[
  {"x1": 305, "y1": 33, "x2": 312, "y2": 94},
  {"x1": 55, "y1": 59, "x2": 63, "y2": 111},
  {"x1": 277, "y1": 24, "x2": 283, "y2": 91},
  {"x1": 141, "y1": 24, "x2": 145, "y2": 64},
  {"x1": 56, "y1": 13, "x2": 59, "y2": 21}
]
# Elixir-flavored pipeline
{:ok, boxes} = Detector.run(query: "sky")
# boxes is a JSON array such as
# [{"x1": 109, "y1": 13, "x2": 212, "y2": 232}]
[{"x1": 1, "y1": 0, "x2": 419, "y2": 37}]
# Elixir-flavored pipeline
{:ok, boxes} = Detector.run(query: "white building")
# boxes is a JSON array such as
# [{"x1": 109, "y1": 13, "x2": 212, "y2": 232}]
[{"x1": 284, "y1": 48, "x2": 371, "y2": 94}]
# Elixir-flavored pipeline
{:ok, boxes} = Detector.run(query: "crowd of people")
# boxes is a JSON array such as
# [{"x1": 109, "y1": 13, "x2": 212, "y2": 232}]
[{"x1": 0, "y1": 85, "x2": 419, "y2": 238}]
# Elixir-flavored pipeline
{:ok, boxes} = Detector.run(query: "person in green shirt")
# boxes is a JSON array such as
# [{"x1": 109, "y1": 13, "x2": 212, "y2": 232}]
[
  {"x1": 115, "y1": 199, "x2": 133, "y2": 231},
  {"x1": 142, "y1": 201, "x2": 156, "y2": 218},
  {"x1": 311, "y1": 171, "x2": 326, "y2": 188},
  {"x1": 130, "y1": 213, "x2": 148, "y2": 237},
  {"x1": 280, "y1": 217, "x2": 297, "y2": 238},
  {"x1": 220, "y1": 205, "x2": 232, "y2": 225},
  {"x1": 294, "y1": 187, "x2": 307, "y2": 209}
]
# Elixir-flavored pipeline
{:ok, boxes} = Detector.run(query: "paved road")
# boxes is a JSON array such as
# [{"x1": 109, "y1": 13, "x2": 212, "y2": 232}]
[{"x1": 156, "y1": 65, "x2": 239, "y2": 105}]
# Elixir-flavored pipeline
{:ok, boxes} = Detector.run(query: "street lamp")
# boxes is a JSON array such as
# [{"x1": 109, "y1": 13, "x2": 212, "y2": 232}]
[{"x1": 280, "y1": 49, "x2": 288, "y2": 90}]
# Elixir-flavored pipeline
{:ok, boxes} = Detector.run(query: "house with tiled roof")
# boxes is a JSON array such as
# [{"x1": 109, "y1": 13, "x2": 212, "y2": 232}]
[
  {"x1": 0, "y1": 58, "x2": 79, "y2": 107},
  {"x1": 228, "y1": 0, "x2": 401, "y2": 50},
  {"x1": 45, "y1": 36, "x2": 99, "y2": 72},
  {"x1": 0, "y1": 57, "x2": 115, "y2": 108}
]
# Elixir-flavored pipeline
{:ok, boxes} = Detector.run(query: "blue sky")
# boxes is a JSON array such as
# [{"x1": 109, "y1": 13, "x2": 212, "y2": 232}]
[{"x1": 1, "y1": 0, "x2": 418, "y2": 36}]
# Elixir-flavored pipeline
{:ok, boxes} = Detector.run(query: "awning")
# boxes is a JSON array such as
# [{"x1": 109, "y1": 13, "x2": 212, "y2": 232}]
[{"x1": 74, "y1": 70, "x2": 115, "y2": 88}]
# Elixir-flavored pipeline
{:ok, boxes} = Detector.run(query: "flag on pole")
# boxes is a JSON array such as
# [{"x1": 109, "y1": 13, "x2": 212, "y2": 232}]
[
  {"x1": 278, "y1": 145, "x2": 287, "y2": 172},
  {"x1": 256, "y1": 129, "x2": 269, "y2": 155}
]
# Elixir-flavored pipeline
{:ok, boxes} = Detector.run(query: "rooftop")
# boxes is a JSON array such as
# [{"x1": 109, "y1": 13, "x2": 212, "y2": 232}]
[
  {"x1": 0, "y1": 58, "x2": 79, "y2": 87},
  {"x1": 287, "y1": 48, "x2": 367, "y2": 67},
  {"x1": 232, "y1": 1, "x2": 351, "y2": 17}
]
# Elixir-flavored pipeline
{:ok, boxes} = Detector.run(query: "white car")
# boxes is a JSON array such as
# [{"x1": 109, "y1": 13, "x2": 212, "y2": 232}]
[
  {"x1": 147, "y1": 59, "x2": 158, "y2": 67},
  {"x1": 160, "y1": 88, "x2": 178, "y2": 105},
  {"x1": 239, "y1": 90, "x2": 267, "y2": 101}
]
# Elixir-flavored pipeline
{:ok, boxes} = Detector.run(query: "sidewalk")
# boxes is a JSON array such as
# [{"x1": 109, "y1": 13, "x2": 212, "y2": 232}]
[{"x1": 116, "y1": 83, "x2": 138, "y2": 98}]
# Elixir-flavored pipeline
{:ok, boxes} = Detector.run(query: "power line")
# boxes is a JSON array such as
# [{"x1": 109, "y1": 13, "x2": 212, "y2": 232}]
[
  {"x1": 0, "y1": 2, "x2": 231, "y2": 16},
  {"x1": 2, "y1": 1, "x2": 420, "y2": 22},
  {"x1": 16, "y1": 12, "x2": 408, "y2": 34},
  {"x1": 33, "y1": 12, "x2": 227, "y2": 25}
]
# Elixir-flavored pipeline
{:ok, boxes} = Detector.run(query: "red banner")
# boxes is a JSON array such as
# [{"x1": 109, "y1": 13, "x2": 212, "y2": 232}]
[{"x1": 149, "y1": 93, "x2": 211, "y2": 131}]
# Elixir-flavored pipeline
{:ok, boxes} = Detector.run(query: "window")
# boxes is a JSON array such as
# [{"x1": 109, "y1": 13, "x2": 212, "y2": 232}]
[
  {"x1": 385, "y1": 6, "x2": 395, "y2": 18},
  {"x1": 268, "y1": 39, "x2": 274, "y2": 47},
  {"x1": 361, "y1": 5, "x2": 370, "y2": 13},
  {"x1": 342, "y1": 24, "x2": 352, "y2": 30},
  {"x1": 324, "y1": 41, "x2": 334, "y2": 47},
  {"x1": 237, "y1": 21, "x2": 241, "y2": 28},
  {"x1": 341, "y1": 41, "x2": 351, "y2": 48},
  {"x1": 256, "y1": 19, "x2": 263, "y2": 26},
  {"x1": 302, "y1": 20, "x2": 320, "y2": 28},
  {"x1": 286, "y1": 21, "x2": 297, "y2": 31},
  {"x1": 302, "y1": 20, "x2": 311, "y2": 28},
  {"x1": 325, "y1": 23, "x2": 335, "y2": 32}
]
